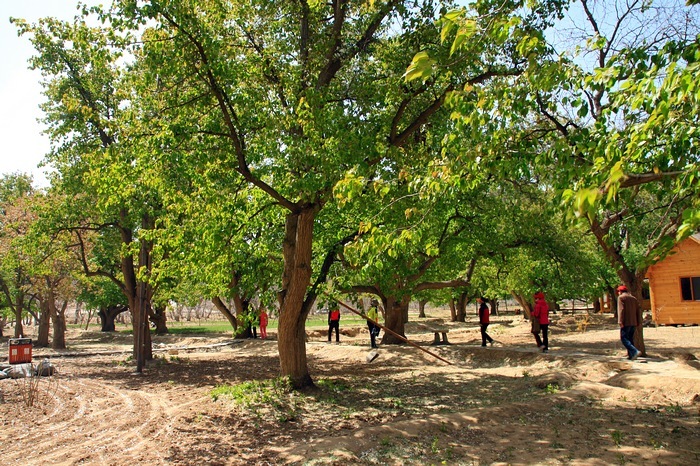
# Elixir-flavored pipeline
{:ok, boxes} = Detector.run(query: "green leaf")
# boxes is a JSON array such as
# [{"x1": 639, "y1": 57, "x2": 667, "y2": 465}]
[{"x1": 404, "y1": 51, "x2": 437, "y2": 82}]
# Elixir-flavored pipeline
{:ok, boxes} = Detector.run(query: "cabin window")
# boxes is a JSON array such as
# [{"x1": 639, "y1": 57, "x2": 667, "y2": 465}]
[{"x1": 680, "y1": 277, "x2": 700, "y2": 301}]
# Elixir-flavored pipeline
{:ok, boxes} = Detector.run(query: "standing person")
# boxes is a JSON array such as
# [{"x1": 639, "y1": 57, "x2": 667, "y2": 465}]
[
  {"x1": 617, "y1": 285, "x2": 641, "y2": 360},
  {"x1": 532, "y1": 292, "x2": 550, "y2": 352},
  {"x1": 328, "y1": 305, "x2": 340, "y2": 343},
  {"x1": 247, "y1": 319, "x2": 257, "y2": 339},
  {"x1": 478, "y1": 297, "x2": 494, "y2": 347},
  {"x1": 245, "y1": 308, "x2": 258, "y2": 338},
  {"x1": 259, "y1": 307, "x2": 268, "y2": 340},
  {"x1": 366, "y1": 300, "x2": 380, "y2": 348}
]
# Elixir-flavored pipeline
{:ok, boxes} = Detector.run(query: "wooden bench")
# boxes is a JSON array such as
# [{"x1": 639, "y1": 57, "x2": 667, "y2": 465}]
[
  {"x1": 425, "y1": 325, "x2": 450, "y2": 345},
  {"x1": 404, "y1": 320, "x2": 451, "y2": 345}
]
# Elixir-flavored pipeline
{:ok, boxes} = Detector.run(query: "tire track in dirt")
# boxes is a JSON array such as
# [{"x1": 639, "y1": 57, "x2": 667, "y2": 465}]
[{"x1": 2, "y1": 375, "x2": 207, "y2": 466}]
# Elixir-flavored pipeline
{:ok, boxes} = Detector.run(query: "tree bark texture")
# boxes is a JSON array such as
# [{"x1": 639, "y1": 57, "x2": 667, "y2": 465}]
[
  {"x1": 151, "y1": 302, "x2": 169, "y2": 335},
  {"x1": 456, "y1": 292, "x2": 468, "y2": 322},
  {"x1": 277, "y1": 209, "x2": 316, "y2": 388},
  {"x1": 418, "y1": 299, "x2": 427, "y2": 318},
  {"x1": 382, "y1": 296, "x2": 410, "y2": 344},
  {"x1": 36, "y1": 299, "x2": 51, "y2": 347},
  {"x1": 212, "y1": 296, "x2": 238, "y2": 333},
  {"x1": 50, "y1": 297, "x2": 67, "y2": 350}
]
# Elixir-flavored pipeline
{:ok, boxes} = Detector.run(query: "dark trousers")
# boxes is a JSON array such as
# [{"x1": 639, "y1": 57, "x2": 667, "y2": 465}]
[
  {"x1": 328, "y1": 320, "x2": 340, "y2": 342},
  {"x1": 533, "y1": 324, "x2": 549, "y2": 349},
  {"x1": 620, "y1": 326, "x2": 638, "y2": 358},
  {"x1": 367, "y1": 323, "x2": 378, "y2": 348},
  {"x1": 480, "y1": 323, "x2": 493, "y2": 346}
]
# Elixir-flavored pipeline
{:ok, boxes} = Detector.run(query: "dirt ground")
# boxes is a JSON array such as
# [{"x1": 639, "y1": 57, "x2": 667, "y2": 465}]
[{"x1": 1, "y1": 311, "x2": 700, "y2": 466}]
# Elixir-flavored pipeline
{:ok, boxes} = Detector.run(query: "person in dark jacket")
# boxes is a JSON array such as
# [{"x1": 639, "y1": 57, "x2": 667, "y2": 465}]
[
  {"x1": 617, "y1": 285, "x2": 641, "y2": 360},
  {"x1": 478, "y1": 297, "x2": 494, "y2": 347}
]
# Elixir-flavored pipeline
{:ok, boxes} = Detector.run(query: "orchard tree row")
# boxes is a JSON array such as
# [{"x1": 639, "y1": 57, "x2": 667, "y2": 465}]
[{"x1": 2, "y1": 0, "x2": 697, "y2": 388}]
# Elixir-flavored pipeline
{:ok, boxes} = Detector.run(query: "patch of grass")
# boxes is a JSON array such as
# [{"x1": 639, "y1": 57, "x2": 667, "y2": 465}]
[
  {"x1": 340, "y1": 407, "x2": 356, "y2": 420},
  {"x1": 169, "y1": 324, "x2": 233, "y2": 335},
  {"x1": 611, "y1": 429, "x2": 625, "y2": 447},
  {"x1": 389, "y1": 397, "x2": 404, "y2": 409},
  {"x1": 304, "y1": 314, "x2": 366, "y2": 328},
  {"x1": 544, "y1": 383, "x2": 560, "y2": 394},
  {"x1": 636, "y1": 404, "x2": 684, "y2": 417},
  {"x1": 210, "y1": 377, "x2": 303, "y2": 422},
  {"x1": 648, "y1": 437, "x2": 664, "y2": 450},
  {"x1": 664, "y1": 403, "x2": 683, "y2": 415},
  {"x1": 316, "y1": 378, "x2": 350, "y2": 393},
  {"x1": 116, "y1": 355, "x2": 134, "y2": 366},
  {"x1": 430, "y1": 436, "x2": 440, "y2": 454},
  {"x1": 211, "y1": 377, "x2": 292, "y2": 405}
]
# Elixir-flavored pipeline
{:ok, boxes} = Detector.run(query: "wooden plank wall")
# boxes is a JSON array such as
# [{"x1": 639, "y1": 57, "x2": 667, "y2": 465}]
[{"x1": 647, "y1": 237, "x2": 700, "y2": 325}]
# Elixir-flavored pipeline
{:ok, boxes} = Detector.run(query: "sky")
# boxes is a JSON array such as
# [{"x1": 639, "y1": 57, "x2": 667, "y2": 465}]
[{"x1": 0, "y1": 1, "x2": 101, "y2": 188}]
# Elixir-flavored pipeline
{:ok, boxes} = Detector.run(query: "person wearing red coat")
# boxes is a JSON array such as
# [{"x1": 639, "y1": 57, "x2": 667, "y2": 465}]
[
  {"x1": 259, "y1": 308, "x2": 269, "y2": 340},
  {"x1": 478, "y1": 297, "x2": 494, "y2": 347},
  {"x1": 327, "y1": 307, "x2": 340, "y2": 343},
  {"x1": 532, "y1": 292, "x2": 550, "y2": 353}
]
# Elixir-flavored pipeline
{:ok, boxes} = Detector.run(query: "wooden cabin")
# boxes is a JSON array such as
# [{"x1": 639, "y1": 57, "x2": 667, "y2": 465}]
[{"x1": 646, "y1": 234, "x2": 700, "y2": 325}]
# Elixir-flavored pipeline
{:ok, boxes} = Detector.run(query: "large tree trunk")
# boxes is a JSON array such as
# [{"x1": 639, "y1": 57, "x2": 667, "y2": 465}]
[
  {"x1": 235, "y1": 300, "x2": 255, "y2": 339},
  {"x1": 150, "y1": 302, "x2": 168, "y2": 335},
  {"x1": 212, "y1": 296, "x2": 238, "y2": 333},
  {"x1": 491, "y1": 299, "x2": 499, "y2": 316},
  {"x1": 382, "y1": 295, "x2": 410, "y2": 345},
  {"x1": 277, "y1": 208, "x2": 316, "y2": 389},
  {"x1": 121, "y1": 211, "x2": 155, "y2": 371},
  {"x1": 98, "y1": 305, "x2": 127, "y2": 331},
  {"x1": 50, "y1": 298, "x2": 68, "y2": 350},
  {"x1": 512, "y1": 291, "x2": 533, "y2": 319},
  {"x1": 73, "y1": 301, "x2": 83, "y2": 325},
  {"x1": 11, "y1": 294, "x2": 25, "y2": 338},
  {"x1": 455, "y1": 292, "x2": 468, "y2": 322},
  {"x1": 36, "y1": 299, "x2": 51, "y2": 347},
  {"x1": 448, "y1": 298, "x2": 457, "y2": 321},
  {"x1": 418, "y1": 299, "x2": 427, "y2": 318}
]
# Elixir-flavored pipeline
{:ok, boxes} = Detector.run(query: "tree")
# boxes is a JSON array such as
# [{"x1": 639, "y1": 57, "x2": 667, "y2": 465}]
[
  {"x1": 25, "y1": 194, "x2": 82, "y2": 349},
  {"x1": 533, "y1": 0, "x2": 700, "y2": 354},
  {"x1": 421, "y1": 0, "x2": 700, "y2": 355},
  {"x1": 15, "y1": 14, "x2": 162, "y2": 369},
  {"x1": 0, "y1": 173, "x2": 38, "y2": 338},
  {"x1": 105, "y1": 0, "x2": 541, "y2": 387}
]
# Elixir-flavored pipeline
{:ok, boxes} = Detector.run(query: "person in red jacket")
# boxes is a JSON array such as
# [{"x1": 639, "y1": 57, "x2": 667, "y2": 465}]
[
  {"x1": 477, "y1": 297, "x2": 494, "y2": 347},
  {"x1": 328, "y1": 306, "x2": 340, "y2": 343},
  {"x1": 532, "y1": 291, "x2": 550, "y2": 353},
  {"x1": 259, "y1": 308, "x2": 269, "y2": 340}
]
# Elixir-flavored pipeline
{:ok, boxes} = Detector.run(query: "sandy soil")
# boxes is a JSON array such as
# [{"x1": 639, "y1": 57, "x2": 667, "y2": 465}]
[{"x1": 1, "y1": 312, "x2": 699, "y2": 465}]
